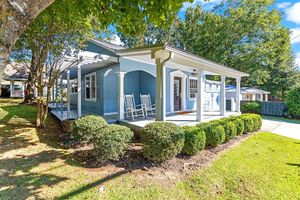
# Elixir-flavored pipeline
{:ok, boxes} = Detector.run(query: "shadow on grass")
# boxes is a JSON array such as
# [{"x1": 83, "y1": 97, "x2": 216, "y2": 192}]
[
  {"x1": 0, "y1": 150, "x2": 68, "y2": 200},
  {"x1": 287, "y1": 163, "x2": 300, "y2": 168}
]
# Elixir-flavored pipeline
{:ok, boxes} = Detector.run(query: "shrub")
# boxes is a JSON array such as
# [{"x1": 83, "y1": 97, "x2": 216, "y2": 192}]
[
  {"x1": 203, "y1": 123, "x2": 225, "y2": 147},
  {"x1": 233, "y1": 118, "x2": 245, "y2": 135},
  {"x1": 141, "y1": 122, "x2": 185, "y2": 162},
  {"x1": 286, "y1": 87, "x2": 300, "y2": 117},
  {"x1": 240, "y1": 115, "x2": 255, "y2": 133},
  {"x1": 74, "y1": 115, "x2": 107, "y2": 142},
  {"x1": 182, "y1": 126, "x2": 206, "y2": 155},
  {"x1": 241, "y1": 102, "x2": 261, "y2": 114},
  {"x1": 93, "y1": 125, "x2": 134, "y2": 162},
  {"x1": 222, "y1": 121, "x2": 237, "y2": 141},
  {"x1": 247, "y1": 114, "x2": 262, "y2": 131}
]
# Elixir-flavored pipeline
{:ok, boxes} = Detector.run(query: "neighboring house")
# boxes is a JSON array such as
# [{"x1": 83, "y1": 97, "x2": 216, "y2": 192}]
[
  {"x1": 53, "y1": 39, "x2": 248, "y2": 124},
  {"x1": 226, "y1": 86, "x2": 270, "y2": 102},
  {"x1": 0, "y1": 63, "x2": 28, "y2": 98}
]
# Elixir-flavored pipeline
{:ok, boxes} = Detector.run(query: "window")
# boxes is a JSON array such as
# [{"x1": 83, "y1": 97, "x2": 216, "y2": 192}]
[
  {"x1": 189, "y1": 78, "x2": 198, "y2": 99},
  {"x1": 85, "y1": 72, "x2": 96, "y2": 101}
]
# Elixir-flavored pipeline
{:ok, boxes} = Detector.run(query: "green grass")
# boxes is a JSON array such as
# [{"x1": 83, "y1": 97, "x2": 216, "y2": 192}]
[
  {"x1": 263, "y1": 115, "x2": 300, "y2": 124},
  {"x1": 1, "y1": 99, "x2": 300, "y2": 199}
]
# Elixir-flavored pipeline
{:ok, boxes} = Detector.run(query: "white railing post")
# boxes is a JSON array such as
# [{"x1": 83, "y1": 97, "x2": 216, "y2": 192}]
[
  {"x1": 196, "y1": 70, "x2": 204, "y2": 122},
  {"x1": 220, "y1": 75, "x2": 226, "y2": 116},
  {"x1": 67, "y1": 70, "x2": 71, "y2": 119},
  {"x1": 77, "y1": 63, "x2": 82, "y2": 118},
  {"x1": 236, "y1": 77, "x2": 241, "y2": 113},
  {"x1": 117, "y1": 71, "x2": 126, "y2": 120}
]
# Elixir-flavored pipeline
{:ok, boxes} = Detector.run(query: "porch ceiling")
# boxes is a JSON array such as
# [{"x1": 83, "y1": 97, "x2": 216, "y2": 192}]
[{"x1": 117, "y1": 44, "x2": 249, "y2": 79}]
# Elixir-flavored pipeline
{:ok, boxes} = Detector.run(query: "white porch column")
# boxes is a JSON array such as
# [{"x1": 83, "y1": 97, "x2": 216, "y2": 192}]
[
  {"x1": 10, "y1": 81, "x2": 13, "y2": 97},
  {"x1": 252, "y1": 94, "x2": 256, "y2": 101},
  {"x1": 77, "y1": 63, "x2": 82, "y2": 118},
  {"x1": 117, "y1": 71, "x2": 126, "y2": 120},
  {"x1": 155, "y1": 59, "x2": 166, "y2": 121},
  {"x1": 60, "y1": 76, "x2": 64, "y2": 116},
  {"x1": 22, "y1": 82, "x2": 25, "y2": 99},
  {"x1": 196, "y1": 70, "x2": 205, "y2": 122},
  {"x1": 260, "y1": 93, "x2": 264, "y2": 101},
  {"x1": 265, "y1": 94, "x2": 268, "y2": 101},
  {"x1": 67, "y1": 70, "x2": 71, "y2": 119},
  {"x1": 55, "y1": 79, "x2": 59, "y2": 109},
  {"x1": 236, "y1": 77, "x2": 241, "y2": 113},
  {"x1": 220, "y1": 75, "x2": 226, "y2": 116}
]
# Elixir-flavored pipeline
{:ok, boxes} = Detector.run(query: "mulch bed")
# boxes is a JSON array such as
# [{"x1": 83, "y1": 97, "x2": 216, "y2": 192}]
[{"x1": 66, "y1": 132, "x2": 256, "y2": 184}]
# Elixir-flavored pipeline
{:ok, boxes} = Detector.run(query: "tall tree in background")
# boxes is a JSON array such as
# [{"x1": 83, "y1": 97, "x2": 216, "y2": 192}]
[{"x1": 120, "y1": 0, "x2": 298, "y2": 99}]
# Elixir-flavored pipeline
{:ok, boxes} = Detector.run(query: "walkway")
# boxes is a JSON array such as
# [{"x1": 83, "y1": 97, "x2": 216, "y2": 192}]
[{"x1": 262, "y1": 118, "x2": 300, "y2": 140}]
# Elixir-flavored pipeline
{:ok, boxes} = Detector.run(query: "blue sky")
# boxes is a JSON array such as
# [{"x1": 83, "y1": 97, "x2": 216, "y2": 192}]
[{"x1": 178, "y1": 0, "x2": 300, "y2": 69}]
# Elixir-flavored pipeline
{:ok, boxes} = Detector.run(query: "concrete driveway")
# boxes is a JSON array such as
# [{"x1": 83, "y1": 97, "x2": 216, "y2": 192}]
[{"x1": 262, "y1": 118, "x2": 300, "y2": 140}]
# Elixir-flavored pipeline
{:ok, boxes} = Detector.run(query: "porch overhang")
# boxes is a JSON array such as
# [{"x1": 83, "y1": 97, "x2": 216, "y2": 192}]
[{"x1": 116, "y1": 44, "x2": 249, "y2": 79}]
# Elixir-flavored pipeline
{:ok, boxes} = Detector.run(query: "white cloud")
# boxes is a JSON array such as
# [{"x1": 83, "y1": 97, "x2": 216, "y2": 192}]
[
  {"x1": 296, "y1": 52, "x2": 300, "y2": 70},
  {"x1": 108, "y1": 35, "x2": 123, "y2": 46},
  {"x1": 277, "y1": 2, "x2": 292, "y2": 9},
  {"x1": 290, "y1": 28, "x2": 300, "y2": 44},
  {"x1": 286, "y1": 2, "x2": 300, "y2": 24},
  {"x1": 181, "y1": 0, "x2": 222, "y2": 11}
]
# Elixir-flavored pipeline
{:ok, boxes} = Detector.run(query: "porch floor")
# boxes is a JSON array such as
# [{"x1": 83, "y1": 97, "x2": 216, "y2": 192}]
[
  {"x1": 120, "y1": 111, "x2": 240, "y2": 129},
  {"x1": 50, "y1": 109, "x2": 118, "y2": 124}
]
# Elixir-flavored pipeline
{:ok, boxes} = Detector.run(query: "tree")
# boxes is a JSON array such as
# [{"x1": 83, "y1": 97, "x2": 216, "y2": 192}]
[
  {"x1": 120, "y1": 0, "x2": 299, "y2": 99},
  {"x1": 13, "y1": 0, "x2": 190, "y2": 127},
  {"x1": 0, "y1": 0, "x2": 191, "y2": 94}
]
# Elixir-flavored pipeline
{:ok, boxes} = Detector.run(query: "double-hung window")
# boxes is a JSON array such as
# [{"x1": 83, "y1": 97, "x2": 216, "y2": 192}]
[
  {"x1": 189, "y1": 77, "x2": 198, "y2": 99},
  {"x1": 85, "y1": 72, "x2": 96, "y2": 101}
]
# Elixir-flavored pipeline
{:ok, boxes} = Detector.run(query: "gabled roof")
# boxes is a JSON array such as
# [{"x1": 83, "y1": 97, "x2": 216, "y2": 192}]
[
  {"x1": 3, "y1": 63, "x2": 29, "y2": 81},
  {"x1": 88, "y1": 38, "x2": 126, "y2": 53},
  {"x1": 226, "y1": 86, "x2": 270, "y2": 94}
]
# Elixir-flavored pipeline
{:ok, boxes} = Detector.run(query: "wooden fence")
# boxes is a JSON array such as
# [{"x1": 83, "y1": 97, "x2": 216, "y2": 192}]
[{"x1": 241, "y1": 100, "x2": 287, "y2": 117}]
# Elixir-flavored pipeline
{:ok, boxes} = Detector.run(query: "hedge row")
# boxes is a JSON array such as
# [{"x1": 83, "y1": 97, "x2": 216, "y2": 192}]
[
  {"x1": 74, "y1": 115, "x2": 133, "y2": 162},
  {"x1": 140, "y1": 114, "x2": 262, "y2": 162}
]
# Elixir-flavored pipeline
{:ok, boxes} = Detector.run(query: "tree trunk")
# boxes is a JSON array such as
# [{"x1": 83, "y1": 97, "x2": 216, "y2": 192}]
[{"x1": 0, "y1": 0, "x2": 55, "y2": 85}]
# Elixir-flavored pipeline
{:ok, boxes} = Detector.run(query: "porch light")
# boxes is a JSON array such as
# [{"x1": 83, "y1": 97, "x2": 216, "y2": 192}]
[{"x1": 191, "y1": 69, "x2": 197, "y2": 77}]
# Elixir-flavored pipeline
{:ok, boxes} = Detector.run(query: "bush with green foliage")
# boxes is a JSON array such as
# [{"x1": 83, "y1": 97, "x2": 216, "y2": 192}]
[
  {"x1": 222, "y1": 121, "x2": 237, "y2": 141},
  {"x1": 240, "y1": 115, "x2": 255, "y2": 133},
  {"x1": 197, "y1": 122, "x2": 225, "y2": 147},
  {"x1": 286, "y1": 87, "x2": 300, "y2": 117},
  {"x1": 74, "y1": 115, "x2": 107, "y2": 142},
  {"x1": 93, "y1": 124, "x2": 134, "y2": 162},
  {"x1": 182, "y1": 126, "x2": 206, "y2": 155},
  {"x1": 247, "y1": 114, "x2": 262, "y2": 131},
  {"x1": 233, "y1": 118, "x2": 245, "y2": 135},
  {"x1": 141, "y1": 122, "x2": 185, "y2": 162},
  {"x1": 241, "y1": 102, "x2": 261, "y2": 114}
]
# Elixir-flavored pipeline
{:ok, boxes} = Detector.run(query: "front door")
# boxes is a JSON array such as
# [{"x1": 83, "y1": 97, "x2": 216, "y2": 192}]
[{"x1": 174, "y1": 77, "x2": 182, "y2": 111}]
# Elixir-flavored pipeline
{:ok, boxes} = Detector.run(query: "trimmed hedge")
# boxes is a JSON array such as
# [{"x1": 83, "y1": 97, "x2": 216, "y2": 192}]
[
  {"x1": 233, "y1": 118, "x2": 245, "y2": 135},
  {"x1": 93, "y1": 125, "x2": 134, "y2": 162},
  {"x1": 241, "y1": 101, "x2": 261, "y2": 114},
  {"x1": 74, "y1": 115, "x2": 107, "y2": 142},
  {"x1": 222, "y1": 121, "x2": 237, "y2": 141},
  {"x1": 141, "y1": 122, "x2": 185, "y2": 162},
  {"x1": 182, "y1": 126, "x2": 206, "y2": 155},
  {"x1": 197, "y1": 122, "x2": 225, "y2": 147}
]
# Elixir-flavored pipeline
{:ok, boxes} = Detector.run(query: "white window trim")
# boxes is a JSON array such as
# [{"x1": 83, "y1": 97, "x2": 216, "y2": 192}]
[
  {"x1": 189, "y1": 76, "x2": 197, "y2": 100},
  {"x1": 85, "y1": 72, "x2": 97, "y2": 102},
  {"x1": 170, "y1": 70, "x2": 187, "y2": 113}
]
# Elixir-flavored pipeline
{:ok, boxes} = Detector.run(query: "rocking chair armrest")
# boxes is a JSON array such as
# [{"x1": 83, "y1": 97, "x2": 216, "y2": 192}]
[{"x1": 135, "y1": 104, "x2": 143, "y2": 108}]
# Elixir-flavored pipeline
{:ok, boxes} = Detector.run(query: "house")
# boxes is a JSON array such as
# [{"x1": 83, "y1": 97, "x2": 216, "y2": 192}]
[
  {"x1": 226, "y1": 86, "x2": 270, "y2": 102},
  {"x1": 0, "y1": 63, "x2": 28, "y2": 98},
  {"x1": 51, "y1": 39, "x2": 248, "y2": 127}
]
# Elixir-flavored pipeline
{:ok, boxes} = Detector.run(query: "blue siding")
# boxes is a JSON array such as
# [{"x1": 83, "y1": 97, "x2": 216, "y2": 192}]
[
  {"x1": 103, "y1": 65, "x2": 119, "y2": 113},
  {"x1": 124, "y1": 71, "x2": 156, "y2": 106}
]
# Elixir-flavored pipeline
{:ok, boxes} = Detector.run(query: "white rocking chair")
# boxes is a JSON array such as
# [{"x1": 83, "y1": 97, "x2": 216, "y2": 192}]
[
  {"x1": 124, "y1": 94, "x2": 145, "y2": 120},
  {"x1": 140, "y1": 94, "x2": 155, "y2": 117}
]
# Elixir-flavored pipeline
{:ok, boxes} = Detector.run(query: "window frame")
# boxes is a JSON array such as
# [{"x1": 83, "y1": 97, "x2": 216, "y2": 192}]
[
  {"x1": 189, "y1": 77, "x2": 198, "y2": 100},
  {"x1": 85, "y1": 72, "x2": 97, "y2": 101}
]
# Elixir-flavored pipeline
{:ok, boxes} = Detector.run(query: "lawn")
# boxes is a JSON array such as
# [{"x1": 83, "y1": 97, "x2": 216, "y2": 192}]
[{"x1": 0, "y1": 99, "x2": 300, "y2": 199}]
